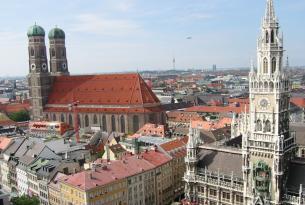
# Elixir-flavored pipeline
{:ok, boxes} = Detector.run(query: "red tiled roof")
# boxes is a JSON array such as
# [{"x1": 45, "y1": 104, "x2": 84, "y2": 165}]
[
  {"x1": 0, "y1": 137, "x2": 12, "y2": 151},
  {"x1": 167, "y1": 111, "x2": 205, "y2": 123},
  {"x1": 0, "y1": 103, "x2": 30, "y2": 113},
  {"x1": 136, "y1": 123, "x2": 166, "y2": 137},
  {"x1": 60, "y1": 150, "x2": 170, "y2": 191},
  {"x1": 185, "y1": 105, "x2": 249, "y2": 114},
  {"x1": 191, "y1": 117, "x2": 231, "y2": 131},
  {"x1": 44, "y1": 106, "x2": 163, "y2": 114},
  {"x1": 47, "y1": 73, "x2": 160, "y2": 106},
  {"x1": 160, "y1": 136, "x2": 187, "y2": 152},
  {"x1": 291, "y1": 97, "x2": 305, "y2": 108},
  {"x1": 138, "y1": 149, "x2": 171, "y2": 167},
  {"x1": 228, "y1": 98, "x2": 249, "y2": 105}
]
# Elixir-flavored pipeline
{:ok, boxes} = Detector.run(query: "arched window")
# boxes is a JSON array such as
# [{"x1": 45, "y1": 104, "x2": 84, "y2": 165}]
[
  {"x1": 102, "y1": 115, "x2": 107, "y2": 131},
  {"x1": 264, "y1": 120, "x2": 271, "y2": 132},
  {"x1": 264, "y1": 82, "x2": 268, "y2": 89},
  {"x1": 93, "y1": 115, "x2": 98, "y2": 124},
  {"x1": 120, "y1": 115, "x2": 125, "y2": 133},
  {"x1": 69, "y1": 114, "x2": 73, "y2": 126},
  {"x1": 111, "y1": 115, "x2": 116, "y2": 132},
  {"x1": 256, "y1": 120, "x2": 262, "y2": 131},
  {"x1": 61, "y1": 114, "x2": 65, "y2": 122},
  {"x1": 271, "y1": 30, "x2": 275, "y2": 43},
  {"x1": 41, "y1": 48, "x2": 45, "y2": 57},
  {"x1": 61, "y1": 49, "x2": 65, "y2": 57},
  {"x1": 52, "y1": 114, "x2": 56, "y2": 121},
  {"x1": 270, "y1": 82, "x2": 274, "y2": 90},
  {"x1": 133, "y1": 115, "x2": 139, "y2": 132},
  {"x1": 30, "y1": 48, "x2": 35, "y2": 56},
  {"x1": 263, "y1": 58, "x2": 268, "y2": 73},
  {"x1": 85, "y1": 115, "x2": 89, "y2": 127},
  {"x1": 265, "y1": 31, "x2": 269, "y2": 43},
  {"x1": 272, "y1": 58, "x2": 276, "y2": 73},
  {"x1": 51, "y1": 49, "x2": 55, "y2": 57}
]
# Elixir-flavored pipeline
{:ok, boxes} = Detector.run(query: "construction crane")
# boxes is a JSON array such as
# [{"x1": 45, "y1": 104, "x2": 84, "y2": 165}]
[{"x1": 68, "y1": 101, "x2": 80, "y2": 143}]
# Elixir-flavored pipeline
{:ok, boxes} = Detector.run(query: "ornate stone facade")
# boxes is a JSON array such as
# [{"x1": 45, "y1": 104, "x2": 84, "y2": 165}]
[{"x1": 184, "y1": 1, "x2": 305, "y2": 205}]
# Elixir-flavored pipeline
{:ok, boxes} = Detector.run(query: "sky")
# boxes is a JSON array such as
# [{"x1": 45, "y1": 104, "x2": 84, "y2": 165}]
[{"x1": 0, "y1": 0, "x2": 305, "y2": 76}]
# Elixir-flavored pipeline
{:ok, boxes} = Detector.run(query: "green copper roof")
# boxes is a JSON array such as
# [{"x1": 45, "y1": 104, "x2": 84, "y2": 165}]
[
  {"x1": 48, "y1": 27, "x2": 65, "y2": 39},
  {"x1": 27, "y1": 24, "x2": 45, "y2": 37}
]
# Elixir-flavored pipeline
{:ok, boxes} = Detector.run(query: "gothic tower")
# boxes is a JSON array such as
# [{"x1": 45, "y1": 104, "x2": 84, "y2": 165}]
[
  {"x1": 27, "y1": 24, "x2": 51, "y2": 120},
  {"x1": 48, "y1": 27, "x2": 69, "y2": 75},
  {"x1": 185, "y1": 124, "x2": 201, "y2": 203},
  {"x1": 243, "y1": 0, "x2": 296, "y2": 204}
]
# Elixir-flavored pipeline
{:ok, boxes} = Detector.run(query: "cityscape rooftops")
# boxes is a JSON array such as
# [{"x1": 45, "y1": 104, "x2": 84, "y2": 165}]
[
  {"x1": 60, "y1": 149, "x2": 171, "y2": 191},
  {"x1": 185, "y1": 105, "x2": 249, "y2": 114}
]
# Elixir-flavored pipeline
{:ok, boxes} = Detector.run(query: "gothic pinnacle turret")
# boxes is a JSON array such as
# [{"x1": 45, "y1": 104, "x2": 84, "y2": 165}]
[{"x1": 264, "y1": 0, "x2": 276, "y2": 23}]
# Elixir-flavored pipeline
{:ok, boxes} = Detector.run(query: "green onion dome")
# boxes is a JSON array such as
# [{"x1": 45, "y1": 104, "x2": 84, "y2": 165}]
[
  {"x1": 27, "y1": 24, "x2": 45, "y2": 37},
  {"x1": 48, "y1": 27, "x2": 65, "y2": 39}
]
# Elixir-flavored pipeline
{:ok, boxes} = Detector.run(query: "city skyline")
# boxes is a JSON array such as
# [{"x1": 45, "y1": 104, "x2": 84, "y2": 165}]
[{"x1": 1, "y1": 0, "x2": 305, "y2": 76}]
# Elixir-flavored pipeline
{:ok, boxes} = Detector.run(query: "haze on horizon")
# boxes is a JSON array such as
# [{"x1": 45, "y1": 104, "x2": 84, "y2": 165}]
[{"x1": 0, "y1": 0, "x2": 305, "y2": 76}]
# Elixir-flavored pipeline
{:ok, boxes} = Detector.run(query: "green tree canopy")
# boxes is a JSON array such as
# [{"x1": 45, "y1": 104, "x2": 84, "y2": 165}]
[
  {"x1": 11, "y1": 195, "x2": 40, "y2": 205},
  {"x1": 8, "y1": 110, "x2": 30, "y2": 122}
]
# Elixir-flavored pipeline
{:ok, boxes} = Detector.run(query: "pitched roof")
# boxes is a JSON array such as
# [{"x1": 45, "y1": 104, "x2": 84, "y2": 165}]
[
  {"x1": 185, "y1": 105, "x2": 249, "y2": 114},
  {"x1": 191, "y1": 118, "x2": 232, "y2": 131},
  {"x1": 0, "y1": 137, "x2": 12, "y2": 151},
  {"x1": 60, "y1": 150, "x2": 170, "y2": 191},
  {"x1": 167, "y1": 111, "x2": 205, "y2": 123},
  {"x1": 159, "y1": 137, "x2": 187, "y2": 158},
  {"x1": 47, "y1": 73, "x2": 160, "y2": 106},
  {"x1": 160, "y1": 137, "x2": 187, "y2": 152},
  {"x1": 0, "y1": 103, "x2": 30, "y2": 113},
  {"x1": 290, "y1": 97, "x2": 305, "y2": 108},
  {"x1": 136, "y1": 123, "x2": 166, "y2": 137},
  {"x1": 197, "y1": 148, "x2": 243, "y2": 178},
  {"x1": 109, "y1": 144, "x2": 126, "y2": 154}
]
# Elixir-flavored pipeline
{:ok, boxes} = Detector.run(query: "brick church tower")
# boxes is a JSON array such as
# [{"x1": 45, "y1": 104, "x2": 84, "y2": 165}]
[
  {"x1": 27, "y1": 24, "x2": 51, "y2": 120},
  {"x1": 48, "y1": 27, "x2": 69, "y2": 75}
]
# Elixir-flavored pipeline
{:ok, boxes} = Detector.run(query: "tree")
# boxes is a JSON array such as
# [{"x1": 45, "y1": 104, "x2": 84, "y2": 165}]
[
  {"x1": 11, "y1": 195, "x2": 40, "y2": 205},
  {"x1": 8, "y1": 110, "x2": 30, "y2": 122}
]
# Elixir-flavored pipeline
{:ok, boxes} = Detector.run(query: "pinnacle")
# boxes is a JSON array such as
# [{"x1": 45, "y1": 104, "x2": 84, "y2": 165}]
[{"x1": 265, "y1": 0, "x2": 276, "y2": 23}]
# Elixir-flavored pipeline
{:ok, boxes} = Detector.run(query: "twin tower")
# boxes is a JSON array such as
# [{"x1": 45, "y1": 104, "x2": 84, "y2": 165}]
[
  {"x1": 27, "y1": 24, "x2": 69, "y2": 120},
  {"x1": 27, "y1": 24, "x2": 69, "y2": 75}
]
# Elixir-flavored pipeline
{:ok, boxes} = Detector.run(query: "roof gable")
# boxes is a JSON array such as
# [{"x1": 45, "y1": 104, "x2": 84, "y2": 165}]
[{"x1": 47, "y1": 73, "x2": 160, "y2": 106}]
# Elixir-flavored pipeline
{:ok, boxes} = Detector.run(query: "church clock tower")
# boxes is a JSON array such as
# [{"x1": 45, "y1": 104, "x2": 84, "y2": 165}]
[
  {"x1": 27, "y1": 24, "x2": 51, "y2": 120},
  {"x1": 48, "y1": 27, "x2": 69, "y2": 75},
  {"x1": 243, "y1": 0, "x2": 296, "y2": 204}
]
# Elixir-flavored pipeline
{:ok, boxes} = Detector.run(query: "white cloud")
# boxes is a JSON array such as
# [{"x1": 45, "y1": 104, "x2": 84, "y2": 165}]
[{"x1": 70, "y1": 14, "x2": 140, "y2": 36}]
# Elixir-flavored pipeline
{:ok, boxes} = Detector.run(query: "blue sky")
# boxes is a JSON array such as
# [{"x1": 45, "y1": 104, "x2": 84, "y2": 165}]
[{"x1": 0, "y1": 0, "x2": 305, "y2": 76}]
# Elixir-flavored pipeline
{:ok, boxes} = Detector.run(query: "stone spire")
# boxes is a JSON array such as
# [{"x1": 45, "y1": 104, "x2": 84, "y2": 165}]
[{"x1": 264, "y1": 0, "x2": 276, "y2": 23}]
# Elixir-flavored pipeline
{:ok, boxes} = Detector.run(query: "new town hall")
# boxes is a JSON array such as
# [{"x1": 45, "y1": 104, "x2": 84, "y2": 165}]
[
  {"x1": 184, "y1": 0, "x2": 305, "y2": 205},
  {"x1": 27, "y1": 25, "x2": 165, "y2": 134}
]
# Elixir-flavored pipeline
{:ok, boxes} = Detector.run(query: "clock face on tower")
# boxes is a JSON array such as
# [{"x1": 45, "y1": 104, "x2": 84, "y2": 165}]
[
  {"x1": 42, "y1": 63, "x2": 47, "y2": 72},
  {"x1": 260, "y1": 99, "x2": 269, "y2": 109},
  {"x1": 31, "y1": 63, "x2": 36, "y2": 71}
]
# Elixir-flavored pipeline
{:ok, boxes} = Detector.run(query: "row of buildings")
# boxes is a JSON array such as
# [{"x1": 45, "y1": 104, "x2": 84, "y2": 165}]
[{"x1": 0, "y1": 122, "x2": 188, "y2": 205}]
